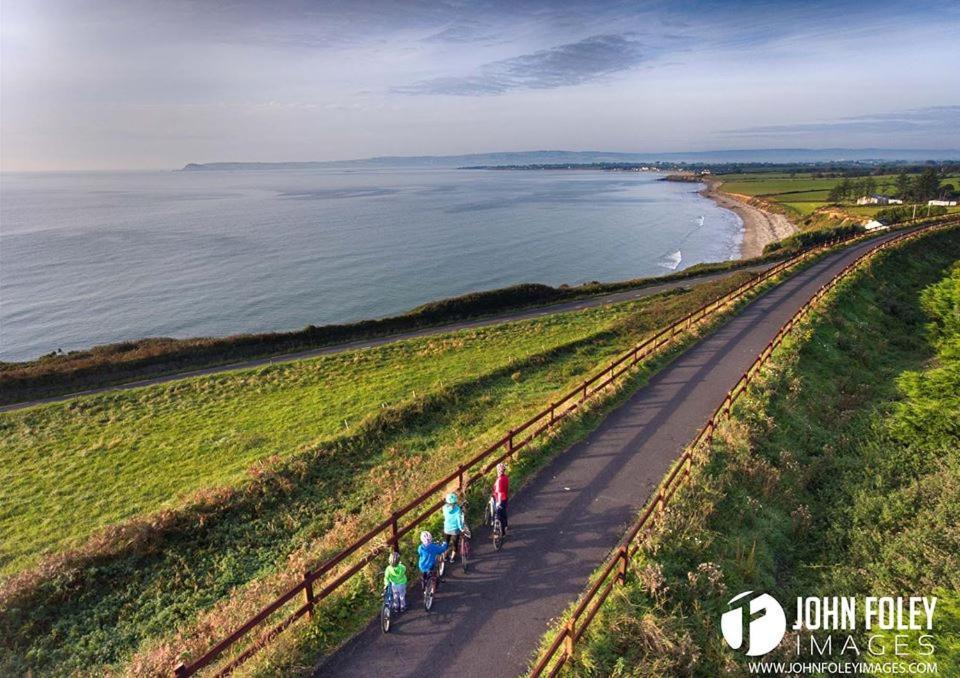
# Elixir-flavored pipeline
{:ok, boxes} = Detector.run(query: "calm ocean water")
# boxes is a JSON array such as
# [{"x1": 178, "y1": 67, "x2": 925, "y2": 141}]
[{"x1": 0, "y1": 168, "x2": 742, "y2": 362}]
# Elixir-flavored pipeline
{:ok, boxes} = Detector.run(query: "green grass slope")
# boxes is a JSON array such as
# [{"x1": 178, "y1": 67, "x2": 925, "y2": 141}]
[{"x1": 0, "y1": 299, "x2": 648, "y2": 577}]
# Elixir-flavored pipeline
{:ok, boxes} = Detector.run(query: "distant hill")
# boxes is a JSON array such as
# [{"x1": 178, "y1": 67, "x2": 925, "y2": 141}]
[{"x1": 181, "y1": 148, "x2": 960, "y2": 171}]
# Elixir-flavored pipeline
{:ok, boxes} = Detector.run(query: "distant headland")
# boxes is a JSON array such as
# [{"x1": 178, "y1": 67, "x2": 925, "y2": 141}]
[{"x1": 179, "y1": 148, "x2": 960, "y2": 172}]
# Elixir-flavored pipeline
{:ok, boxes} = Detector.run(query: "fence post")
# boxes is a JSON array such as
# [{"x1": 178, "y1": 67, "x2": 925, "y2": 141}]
[
  {"x1": 550, "y1": 403, "x2": 556, "y2": 425},
  {"x1": 174, "y1": 663, "x2": 189, "y2": 678},
  {"x1": 617, "y1": 545, "x2": 628, "y2": 585},
  {"x1": 582, "y1": 384, "x2": 588, "y2": 402},
  {"x1": 656, "y1": 489, "x2": 665, "y2": 515},
  {"x1": 458, "y1": 463, "x2": 465, "y2": 490},
  {"x1": 564, "y1": 618, "x2": 576, "y2": 657},
  {"x1": 507, "y1": 432, "x2": 515, "y2": 454},
  {"x1": 304, "y1": 571, "x2": 316, "y2": 620},
  {"x1": 390, "y1": 511, "x2": 399, "y2": 550}
]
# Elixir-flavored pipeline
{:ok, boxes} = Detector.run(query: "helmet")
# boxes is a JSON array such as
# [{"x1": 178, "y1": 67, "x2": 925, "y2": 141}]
[
  {"x1": 445, "y1": 492, "x2": 458, "y2": 505},
  {"x1": 389, "y1": 552, "x2": 400, "y2": 566},
  {"x1": 420, "y1": 531, "x2": 432, "y2": 546},
  {"x1": 496, "y1": 462, "x2": 506, "y2": 475}
]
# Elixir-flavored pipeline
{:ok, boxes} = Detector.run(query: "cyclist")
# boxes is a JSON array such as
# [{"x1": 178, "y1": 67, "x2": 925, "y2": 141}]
[
  {"x1": 442, "y1": 492, "x2": 467, "y2": 561},
  {"x1": 383, "y1": 551, "x2": 407, "y2": 612},
  {"x1": 492, "y1": 462, "x2": 509, "y2": 534},
  {"x1": 417, "y1": 531, "x2": 447, "y2": 588}
]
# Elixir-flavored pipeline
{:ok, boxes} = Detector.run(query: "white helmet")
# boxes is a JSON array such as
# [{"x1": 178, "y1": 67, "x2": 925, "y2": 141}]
[
  {"x1": 496, "y1": 462, "x2": 506, "y2": 475},
  {"x1": 420, "y1": 531, "x2": 432, "y2": 546}
]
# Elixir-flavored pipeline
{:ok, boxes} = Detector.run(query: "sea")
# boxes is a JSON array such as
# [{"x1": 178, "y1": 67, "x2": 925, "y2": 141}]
[{"x1": 0, "y1": 168, "x2": 743, "y2": 362}]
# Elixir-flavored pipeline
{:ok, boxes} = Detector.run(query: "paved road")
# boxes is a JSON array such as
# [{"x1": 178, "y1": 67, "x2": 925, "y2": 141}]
[
  {"x1": 315, "y1": 232, "x2": 904, "y2": 678},
  {"x1": 1, "y1": 265, "x2": 773, "y2": 413}
]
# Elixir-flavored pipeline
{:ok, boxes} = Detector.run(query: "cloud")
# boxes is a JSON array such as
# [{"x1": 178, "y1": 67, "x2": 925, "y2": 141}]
[
  {"x1": 723, "y1": 106, "x2": 960, "y2": 136},
  {"x1": 398, "y1": 33, "x2": 646, "y2": 96},
  {"x1": 420, "y1": 21, "x2": 500, "y2": 45}
]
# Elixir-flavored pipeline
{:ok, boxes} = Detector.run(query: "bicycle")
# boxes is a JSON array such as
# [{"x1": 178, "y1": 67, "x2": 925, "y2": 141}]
[
  {"x1": 486, "y1": 496, "x2": 504, "y2": 551},
  {"x1": 422, "y1": 566, "x2": 438, "y2": 611},
  {"x1": 438, "y1": 528, "x2": 470, "y2": 577},
  {"x1": 380, "y1": 584, "x2": 401, "y2": 633},
  {"x1": 460, "y1": 527, "x2": 471, "y2": 572}
]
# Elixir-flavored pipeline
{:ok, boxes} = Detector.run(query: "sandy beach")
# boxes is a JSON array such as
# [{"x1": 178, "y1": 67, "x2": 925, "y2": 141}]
[{"x1": 701, "y1": 179, "x2": 796, "y2": 258}]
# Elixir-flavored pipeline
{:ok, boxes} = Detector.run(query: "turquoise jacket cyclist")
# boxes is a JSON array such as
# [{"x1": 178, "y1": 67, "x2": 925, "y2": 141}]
[
  {"x1": 442, "y1": 493, "x2": 466, "y2": 534},
  {"x1": 442, "y1": 492, "x2": 468, "y2": 559}
]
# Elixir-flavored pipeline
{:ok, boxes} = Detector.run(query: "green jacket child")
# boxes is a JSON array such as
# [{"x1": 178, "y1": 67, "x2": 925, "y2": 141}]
[
  {"x1": 384, "y1": 561, "x2": 407, "y2": 586},
  {"x1": 384, "y1": 553, "x2": 408, "y2": 611}
]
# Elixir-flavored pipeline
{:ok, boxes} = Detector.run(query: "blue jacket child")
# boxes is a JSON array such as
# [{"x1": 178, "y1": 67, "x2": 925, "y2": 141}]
[{"x1": 418, "y1": 533, "x2": 448, "y2": 574}]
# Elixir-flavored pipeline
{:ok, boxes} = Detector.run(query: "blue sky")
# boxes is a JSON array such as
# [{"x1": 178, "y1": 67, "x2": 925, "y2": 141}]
[{"x1": 1, "y1": 0, "x2": 958, "y2": 170}]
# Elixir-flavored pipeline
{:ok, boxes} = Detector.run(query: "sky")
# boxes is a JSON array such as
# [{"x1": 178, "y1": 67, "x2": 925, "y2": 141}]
[{"x1": 1, "y1": 0, "x2": 958, "y2": 171}]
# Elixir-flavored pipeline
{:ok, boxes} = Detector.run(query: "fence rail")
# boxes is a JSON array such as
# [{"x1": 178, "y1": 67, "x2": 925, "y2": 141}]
[
  {"x1": 527, "y1": 222, "x2": 950, "y2": 677},
  {"x1": 173, "y1": 223, "x2": 925, "y2": 677}
]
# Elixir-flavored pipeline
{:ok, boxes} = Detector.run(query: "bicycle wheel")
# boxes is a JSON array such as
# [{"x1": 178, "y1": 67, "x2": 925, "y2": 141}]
[
  {"x1": 461, "y1": 536, "x2": 469, "y2": 573},
  {"x1": 493, "y1": 520, "x2": 503, "y2": 551},
  {"x1": 424, "y1": 578, "x2": 435, "y2": 611},
  {"x1": 381, "y1": 603, "x2": 392, "y2": 633},
  {"x1": 438, "y1": 555, "x2": 447, "y2": 579}
]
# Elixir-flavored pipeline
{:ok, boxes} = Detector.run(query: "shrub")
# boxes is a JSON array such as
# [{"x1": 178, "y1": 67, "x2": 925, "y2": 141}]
[
  {"x1": 763, "y1": 223, "x2": 863, "y2": 254},
  {"x1": 876, "y1": 204, "x2": 947, "y2": 225}
]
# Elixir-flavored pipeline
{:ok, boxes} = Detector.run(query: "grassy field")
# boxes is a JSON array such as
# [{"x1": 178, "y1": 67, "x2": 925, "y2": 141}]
[
  {"x1": 1, "y1": 269, "x2": 768, "y2": 675},
  {"x1": 548, "y1": 226, "x2": 960, "y2": 675}
]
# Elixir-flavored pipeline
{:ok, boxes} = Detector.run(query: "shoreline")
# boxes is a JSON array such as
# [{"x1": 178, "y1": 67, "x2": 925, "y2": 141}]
[{"x1": 700, "y1": 178, "x2": 796, "y2": 257}]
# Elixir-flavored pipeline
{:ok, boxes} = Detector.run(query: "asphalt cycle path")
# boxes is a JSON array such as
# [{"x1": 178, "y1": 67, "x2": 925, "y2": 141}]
[
  {"x1": 316, "y1": 231, "x2": 905, "y2": 678},
  {"x1": 1, "y1": 265, "x2": 773, "y2": 413}
]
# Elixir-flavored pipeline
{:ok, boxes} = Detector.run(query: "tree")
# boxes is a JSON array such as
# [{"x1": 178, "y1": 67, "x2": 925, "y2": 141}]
[
  {"x1": 912, "y1": 168, "x2": 941, "y2": 202},
  {"x1": 895, "y1": 172, "x2": 912, "y2": 200},
  {"x1": 829, "y1": 177, "x2": 852, "y2": 203}
]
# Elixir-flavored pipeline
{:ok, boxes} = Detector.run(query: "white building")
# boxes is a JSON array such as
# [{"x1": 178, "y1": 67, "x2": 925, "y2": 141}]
[
  {"x1": 857, "y1": 195, "x2": 902, "y2": 206},
  {"x1": 928, "y1": 199, "x2": 958, "y2": 206}
]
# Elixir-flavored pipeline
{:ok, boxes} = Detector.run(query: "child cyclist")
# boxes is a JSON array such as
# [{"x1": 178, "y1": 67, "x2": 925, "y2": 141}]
[
  {"x1": 442, "y1": 492, "x2": 469, "y2": 561},
  {"x1": 417, "y1": 531, "x2": 447, "y2": 588},
  {"x1": 383, "y1": 551, "x2": 407, "y2": 612},
  {"x1": 492, "y1": 462, "x2": 509, "y2": 533}
]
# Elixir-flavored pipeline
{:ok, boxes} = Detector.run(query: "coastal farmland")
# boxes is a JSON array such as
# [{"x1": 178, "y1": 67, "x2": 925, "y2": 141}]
[
  {"x1": 0, "y1": 270, "x2": 759, "y2": 674},
  {"x1": 716, "y1": 172, "x2": 960, "y2": 224}
]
